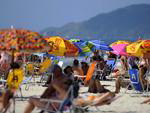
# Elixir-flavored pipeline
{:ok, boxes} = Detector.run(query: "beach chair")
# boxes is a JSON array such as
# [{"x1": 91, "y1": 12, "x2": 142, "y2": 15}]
[
  {"x1": 35, "y1": 85, "x2": 75, "y2": 113},
  {"x1": 38, "y1": 58, "x2": 52, "y2": 83},
  {"x1": 128, "y1": 69, "x2": 149, "y2": 96},
  {"x1": 25, "y1": 63, "x2": 34, "y2": 76},
  {"x1": 106, "y1": 58, "x2": 116, "y2": 77}
]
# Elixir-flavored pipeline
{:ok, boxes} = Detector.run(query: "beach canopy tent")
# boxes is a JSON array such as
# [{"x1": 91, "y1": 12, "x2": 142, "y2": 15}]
[
  {"x1": 44, "y1": 36, "x2": 79, "y2": 57},
  {"x1": 126, "y1": 40, "x2": 150, "y2": 57}
]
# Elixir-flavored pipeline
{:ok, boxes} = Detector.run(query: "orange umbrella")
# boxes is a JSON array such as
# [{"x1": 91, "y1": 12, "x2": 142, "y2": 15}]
[
  {"x1": 0, "y1": 28, "x2": 50, "y2": 52},
  {"x1": 0, "y1": 28, "x2": 51, "y2": 62},
  {"x1": 45, "y1": 36, "x2": 79, "y2": 57}
]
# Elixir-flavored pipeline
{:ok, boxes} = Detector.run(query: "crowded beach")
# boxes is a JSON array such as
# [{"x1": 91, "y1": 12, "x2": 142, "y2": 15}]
[{"x1": 0, "y1": 29, "x2": 150, "y2": 113}]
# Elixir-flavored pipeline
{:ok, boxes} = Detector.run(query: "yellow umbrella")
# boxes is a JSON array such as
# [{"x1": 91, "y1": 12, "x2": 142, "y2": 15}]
[
  {"x1": 45, "y1": 36, "x2": 79, "y2": 56},
  {"x1": 110, "y1": 40, "x2": 131, "y2": 46},
  {"x1": 126, "y1": 40, "x2": 150, "y2": 57}
]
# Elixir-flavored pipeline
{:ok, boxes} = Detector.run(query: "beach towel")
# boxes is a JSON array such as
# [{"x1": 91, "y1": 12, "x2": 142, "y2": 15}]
[{"x1": 84, "y1": 62, "x2": 97, "y2": 85}]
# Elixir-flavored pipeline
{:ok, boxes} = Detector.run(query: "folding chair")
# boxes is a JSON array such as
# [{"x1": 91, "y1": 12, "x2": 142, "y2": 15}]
[
  {"x1": 38, "y1": 58, "x2": 52, "y2": 83},
  {"x1": 37, "y1": 85, "x2": 75, "y2": 113},
  {"x1": 25, "y1": 63, "x2": 34, "y2": 76},
  {"x1": 106, "y1": 58, "x2": 116, "y2": 77},
  {"x1": 128, "y1": 69, "x2": 150, "y2": 96}
]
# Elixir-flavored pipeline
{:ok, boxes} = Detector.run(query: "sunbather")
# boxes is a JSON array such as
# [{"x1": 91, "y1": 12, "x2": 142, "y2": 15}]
[
  {"x1": 87, "y1": 56, "x2": 110, "y2": 93},
  {"x1": 115, "y1": 57, "x2": 149, "y2": 93},
  {"x1": 80, "y1": 61, "x2": 89, "y2": 76},
  {"x1": 114, "y1": 70, "x2": 130, "y2": 93},
  {"x1": 64, "y1": 66, "x2": 74, "y2": 80},
  {"x1": 120, "y1": 56, "x2": 128, "y2": 71},
  {"x1": 138, "y1": 58, "x2": 148, "y2": 89},
  {"x1": 141, "y1": 98, "x2": 150, "y2": 104},
  {"x1": 72, "y1": 59, "x2": 84, "y2": 78},
  {"x1": 73, "y1": 92, "x2": 115, "y2": 107},
  {"x1": 23, "y1": 65, "x2": 74, "y2": 113}
]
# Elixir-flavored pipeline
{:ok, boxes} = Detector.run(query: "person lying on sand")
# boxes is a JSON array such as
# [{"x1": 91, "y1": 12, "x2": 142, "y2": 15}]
[{"x1": 73, "y1": 92, "x2": 115, "y2": 107}]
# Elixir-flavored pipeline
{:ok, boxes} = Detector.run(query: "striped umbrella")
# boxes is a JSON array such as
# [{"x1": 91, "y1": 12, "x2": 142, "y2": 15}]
[{"x1": 69, "y1": 39, "x2": 92, "y2": 56}]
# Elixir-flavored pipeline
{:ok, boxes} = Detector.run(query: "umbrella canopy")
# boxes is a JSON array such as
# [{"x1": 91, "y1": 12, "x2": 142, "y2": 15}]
[
  {"x1": 126, "y1": 40, "x2": 150, "y2": 57},
  {"x1": 110, "y1": 40, "x2": 131, "y2": 46},
  {"x1": 111, "y1": 44, "x2": 128, "y2": 56},
  {"x1": 69, "y1": 39, "x2": 92, "y2": 56},
  {"x1": 0, "y1": 28, "x2": 50, "y2": 52},
  {"x1": 88, "y1": 40, "x2": 113, "y2": 51},
  {"x1": 69, "y1": 39, "x2": 84, "y2": 53},
  {"x1": 45, "y1": 36, "x2": 79, "y2": 57}
]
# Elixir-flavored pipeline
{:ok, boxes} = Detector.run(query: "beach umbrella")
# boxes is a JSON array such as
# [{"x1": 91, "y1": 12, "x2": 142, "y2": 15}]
[
  {"x1": 110, "y1": 40, "x2": 131, "y2": 46},
  {"x1": 69, "y1": 39, "x2": 84, "y2": 53},
  {"x1": 126, "y1": 40, "x2": 150, "y2": 57},
  {"x1": 0, "y1": 28, "x2": 50, "y2": 53},
  {"x1": 0, "y1": 28, "x2": 51, "y2": 65},
  {"x1": 0, "y1": 28, "x2": 50, "y2": 113},
  {"x1": 88, "y1": 40, "x2": 113, "y2": 51},
  {"x1": 69, "y1": 39, "x2": 92, "y2": 56},
  {"x1": 44, "y1": 36, "x2": 79, "y2": 57},
  {"x1": 111, "y1": 44, "x2": 128, "y2": 56}
]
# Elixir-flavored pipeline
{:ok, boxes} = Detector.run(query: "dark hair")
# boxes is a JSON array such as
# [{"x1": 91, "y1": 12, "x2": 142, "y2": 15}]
[
  {"x1": 10, "y1": 62, "x2": 20, "y2": 69},
  {"x1": 92, "y1": 56, "x2": 97, "y2": 61},
  {"x1": 64, "y1": 66, "x2": 73, "y2": 74},
  {"x1": 73, "y1": 59, "x2": 79, "y2": 66}
]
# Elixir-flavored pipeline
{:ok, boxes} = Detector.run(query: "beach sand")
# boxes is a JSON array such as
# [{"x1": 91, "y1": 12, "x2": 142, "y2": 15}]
[{"x1": 8, "y1": 80, "x2": 150, "y2": 113}]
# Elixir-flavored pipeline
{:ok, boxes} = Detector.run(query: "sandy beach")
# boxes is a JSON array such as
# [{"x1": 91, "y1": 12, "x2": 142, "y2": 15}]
[{"x1": 10, "y1": 79, "x2": 150, "y2": 113}]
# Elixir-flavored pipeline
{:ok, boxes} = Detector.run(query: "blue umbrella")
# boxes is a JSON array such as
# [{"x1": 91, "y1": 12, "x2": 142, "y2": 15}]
[
  {"x1": 88, "y1": 40, "x2": 113, "y2": 51},
  {"x1": 69, "y1": 39, "x2": 92, "y2": 56}
]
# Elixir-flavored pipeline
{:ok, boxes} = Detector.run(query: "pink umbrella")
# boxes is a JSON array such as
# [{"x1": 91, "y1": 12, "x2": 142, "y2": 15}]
[{"x1": 112, "y1": 44, "x2": 128, "y2": 56}]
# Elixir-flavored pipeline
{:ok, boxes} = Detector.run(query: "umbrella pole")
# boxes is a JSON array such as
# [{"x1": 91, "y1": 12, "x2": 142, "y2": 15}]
[
  {"x1": 11, "y1": 49, "x2": 16, "y2": 113},
  {"x1": 11, "y1": 49, "x2": 15, "y2": 63}
]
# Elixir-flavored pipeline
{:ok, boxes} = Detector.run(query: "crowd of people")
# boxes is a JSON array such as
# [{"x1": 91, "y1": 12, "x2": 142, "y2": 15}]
[{"x1": 0, "y1": 50, "x2": 150, "y2": 112}]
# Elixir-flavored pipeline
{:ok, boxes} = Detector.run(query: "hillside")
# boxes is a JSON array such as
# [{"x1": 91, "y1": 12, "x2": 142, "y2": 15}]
[{"x1": 41, "y1": 4, "x2": 150, "y2": 43}]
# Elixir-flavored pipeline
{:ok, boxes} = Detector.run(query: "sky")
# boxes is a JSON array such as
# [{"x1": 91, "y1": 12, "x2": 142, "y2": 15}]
[{"x1": 0, "y1": 0, "x2": 150, "y2": 32}]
